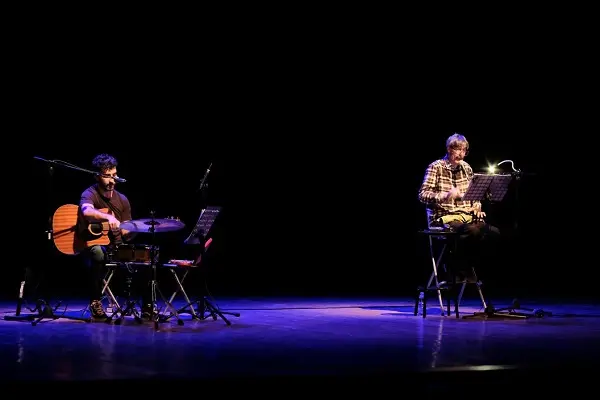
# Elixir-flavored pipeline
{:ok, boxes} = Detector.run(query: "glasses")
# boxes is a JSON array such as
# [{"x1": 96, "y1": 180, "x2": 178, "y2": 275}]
[{"x1": 450, "y1": 146, "x2": 469, "y2": 155}]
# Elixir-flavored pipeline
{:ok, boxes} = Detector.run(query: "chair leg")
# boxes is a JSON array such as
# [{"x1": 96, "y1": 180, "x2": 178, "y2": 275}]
[
  {"x1": 471, "y1": 266, "x2": 488, "y2": 310},
  {"x1": 101, "y1": 269, "x2": 121, "y2": 311},
  {"x1": 166, "y1": 268, "x2": 198, "y2": 319},
  {"x1": 427, "y1": 238, "x2": 447, "y2": 316},
  {"x1": 455, "y1": 282, "x2": 466, "y2": 318}
]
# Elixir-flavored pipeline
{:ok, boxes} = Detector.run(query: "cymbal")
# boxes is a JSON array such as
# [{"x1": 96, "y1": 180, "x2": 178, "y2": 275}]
[{"x1": 121, "y1": 218, "x2": 185, "y2": 233}]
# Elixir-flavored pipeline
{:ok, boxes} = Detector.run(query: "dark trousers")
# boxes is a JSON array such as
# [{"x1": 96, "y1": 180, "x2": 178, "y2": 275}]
[{"x1": 446, "y1": 221, "x2": 501, "y2": 275}]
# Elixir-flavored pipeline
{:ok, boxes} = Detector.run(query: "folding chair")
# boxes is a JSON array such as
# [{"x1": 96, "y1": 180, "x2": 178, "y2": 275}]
[
  {"x1": 414, "y1": 209, "x2": 487, "y2": 318},
  {"x1": 160, "y1": 237, "x2": 240, "y2": 325},
  {"x1": 101, "y1": 264, "x2": 121, "y2": 312},
  {"x1": 161, "y1": 238, "x2": 213, "y2": 320},
  {"x1": 102, "y1": 262, "x2": 146, "y2": 323}
]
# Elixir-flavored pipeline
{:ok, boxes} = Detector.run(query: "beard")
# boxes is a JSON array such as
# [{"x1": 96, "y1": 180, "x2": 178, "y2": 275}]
[{"x1": 100, "y1": 182, "x2": 114, "y2": 197}]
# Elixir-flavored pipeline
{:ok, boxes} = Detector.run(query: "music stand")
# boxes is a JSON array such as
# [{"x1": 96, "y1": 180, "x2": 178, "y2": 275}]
[
  {"x1": 462, "y1": 173, "x2": 552, "y2": 320},
  {"x1": 162, "y1": 205, "x2": 240, "y2": 325},
  {"x1": 462, "y1": 173, "x2": 513, "y2": 204},
  {"x1": 183, "y1": 206, "x2": 221, "y2": 246}
]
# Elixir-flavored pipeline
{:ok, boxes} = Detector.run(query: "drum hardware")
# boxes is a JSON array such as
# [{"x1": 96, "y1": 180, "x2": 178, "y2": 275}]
[
  {"x1": 121, "y1": 212, "x2": 186, "y2": 330},
  {"x1": 106, "y1": 263, "x2": 144, "y2": 325},
  {"x1": 112, "y1": 244, "x2": 158, "y2": 264}
]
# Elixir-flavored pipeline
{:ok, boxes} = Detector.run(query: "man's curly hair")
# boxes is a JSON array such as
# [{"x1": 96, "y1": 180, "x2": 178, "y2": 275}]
[{"x1": 92, "y1": 154, "x2": 118, "y2": 174}]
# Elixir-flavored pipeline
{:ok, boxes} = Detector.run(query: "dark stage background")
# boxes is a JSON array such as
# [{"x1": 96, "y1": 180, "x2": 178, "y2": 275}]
[
  {"x1": 4, "y1": 124, "x2": 580, "y2": 307},
  {"x1": 4, "y1": 9, "x2": 596, "y2": 309}
]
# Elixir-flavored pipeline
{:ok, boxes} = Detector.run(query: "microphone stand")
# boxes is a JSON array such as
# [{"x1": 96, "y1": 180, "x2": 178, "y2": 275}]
[
  {"x1": 196, "y1": 162, "x2": 211, "y2": 195},
  {"x1": 189, "y1": 162, "x2": 240, "y2": 325},
  {"x1": 33, "y1": 156, "x2": 110, "y2": 178},
  {"x1": 4, "y1": 157, "x2": 97, "y2": 325}
]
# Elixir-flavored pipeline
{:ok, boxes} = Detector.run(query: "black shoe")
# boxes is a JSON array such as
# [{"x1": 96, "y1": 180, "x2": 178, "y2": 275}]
[
  {"x1": 90, "y1": 300, "x2": 107, "y2": 319},
  {"x1": 142, "y1": 304, "x2": 157, "y2": 320}
]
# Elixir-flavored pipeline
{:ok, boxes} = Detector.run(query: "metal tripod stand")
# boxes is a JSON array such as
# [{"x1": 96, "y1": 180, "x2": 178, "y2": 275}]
[
  {"x1": 190, "y1": 236, "x2": 240, "y2": 326},
  {"x1": 4, "y1": 157, "x2": 92, "y2": 325},
  {"x1": 463, "y1": 298, "x2": 553, "y2": 320},
  {"x1": 195, "y1": 292, "x2": 240, "y2": 326}
]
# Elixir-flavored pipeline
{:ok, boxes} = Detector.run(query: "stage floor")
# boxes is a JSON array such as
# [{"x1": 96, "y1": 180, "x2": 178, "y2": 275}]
[{"x1": 1, "y1": 296, "x2": 599, "y2": 394}]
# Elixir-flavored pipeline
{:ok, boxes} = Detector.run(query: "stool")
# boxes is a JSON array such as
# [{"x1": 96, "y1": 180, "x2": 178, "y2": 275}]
[{"x1": 415, "y1": 226, "x2": 488, "y2": 318}]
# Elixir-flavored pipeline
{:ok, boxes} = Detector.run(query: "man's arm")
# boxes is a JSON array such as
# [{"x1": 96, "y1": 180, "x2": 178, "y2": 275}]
[
  {"x1": 80, "y1": 203, "x2": 113, "y2": 222},
  {"x1": 122, "y1": 229, "x2": 136, "y2": 241},
  {"x1": 119, "y1": 197, "x2": 136, "y2": 241},
  {"x1": 81, "y1": 202, "x2": 120, "y2": 230},
  {"x1": 418, "y1": 164, "x2": 439, "y2": 204}
]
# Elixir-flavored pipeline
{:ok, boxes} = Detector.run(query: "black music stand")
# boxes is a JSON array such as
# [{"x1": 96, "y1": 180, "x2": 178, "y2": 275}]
[
  {"x1": 163, "y1": 205, "x2": 240, "y2": 325},
  {"x1": 462, "y1": 173, "x2": 513, "y2": 204},
  {"x1": 462, "y1": 173, "x2": 551, "y2": 320},
  {"x1": 183, "y1": 206, "x2": 221, "y2": 246}
]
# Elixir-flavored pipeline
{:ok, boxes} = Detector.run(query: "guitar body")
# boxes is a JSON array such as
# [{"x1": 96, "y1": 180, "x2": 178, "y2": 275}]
[{"x1": 52, "y1": 204, "x2": 111, "y2": 255}]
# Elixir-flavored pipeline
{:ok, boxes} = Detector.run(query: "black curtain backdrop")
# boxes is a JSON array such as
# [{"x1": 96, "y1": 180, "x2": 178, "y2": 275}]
[
  {"x1": 6, "y1": 119, "x2": 578, "y2": 307},
  {"x1": 4, "y1": 41, "x2": 589, "y2": 304}
]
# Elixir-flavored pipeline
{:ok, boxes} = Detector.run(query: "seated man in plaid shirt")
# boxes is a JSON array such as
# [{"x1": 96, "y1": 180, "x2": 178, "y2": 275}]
[{"x1": 418, "y1": 133, "x2": 500, "y2": 276}]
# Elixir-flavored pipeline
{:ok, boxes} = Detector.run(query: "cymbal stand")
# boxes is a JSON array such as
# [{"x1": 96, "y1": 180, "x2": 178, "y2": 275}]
[{"x1": 147, "y1": 211, "x2": 184, "y2": 330}]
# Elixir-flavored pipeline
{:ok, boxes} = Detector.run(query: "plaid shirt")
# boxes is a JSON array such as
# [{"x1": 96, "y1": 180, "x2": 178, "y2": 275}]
[{"x1": 418, "y1": 157, "x2": 480, "y2": 225}]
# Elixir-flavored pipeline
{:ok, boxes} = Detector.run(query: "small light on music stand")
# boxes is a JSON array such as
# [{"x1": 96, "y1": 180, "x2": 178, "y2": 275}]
[{"x1": 487, "y1": 165, "x2": 497, "y2": 174}]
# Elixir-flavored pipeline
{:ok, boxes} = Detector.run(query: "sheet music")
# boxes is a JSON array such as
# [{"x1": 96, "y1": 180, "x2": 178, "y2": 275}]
[
  {"x1": 463, "y1": 174, "x2": 493, "y2": 201},
  {"x1": 487, "y1": 174, "x2": 512, "y2": 202},
  {"x1": 463, "y1": 173, "x2": 512, "y2": 202},
  {"x1": 184, "y1": 206, "x2": 221, "y2": 245}
]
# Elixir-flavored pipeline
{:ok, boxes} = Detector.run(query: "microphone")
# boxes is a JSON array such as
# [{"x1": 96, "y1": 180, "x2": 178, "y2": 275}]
[{"x1": 95, "y1": 173, "x2": 127, "y2": 183}]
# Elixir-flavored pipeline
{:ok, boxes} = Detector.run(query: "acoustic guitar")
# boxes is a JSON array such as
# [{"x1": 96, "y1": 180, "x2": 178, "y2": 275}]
[{"x1": 52, "y1": 204, "x2": 111, "y2": 255}]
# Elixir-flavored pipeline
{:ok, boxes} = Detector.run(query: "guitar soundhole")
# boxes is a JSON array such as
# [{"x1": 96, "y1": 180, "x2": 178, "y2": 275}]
[{"x1": 89, "y1": 223, "x2": 103, "y2": 235}]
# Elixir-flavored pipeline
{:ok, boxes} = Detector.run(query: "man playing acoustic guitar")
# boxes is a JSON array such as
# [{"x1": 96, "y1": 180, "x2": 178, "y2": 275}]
[{"x1": 79, "y1": 153, "x2": 136, "y2": 319}]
